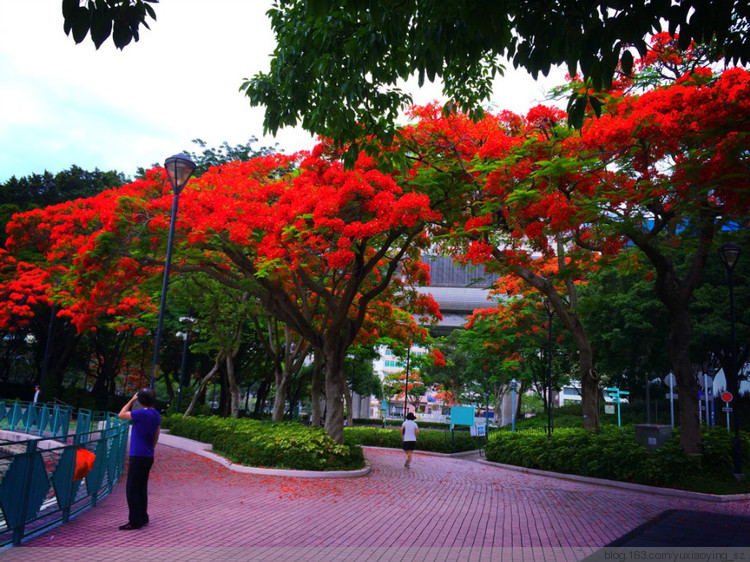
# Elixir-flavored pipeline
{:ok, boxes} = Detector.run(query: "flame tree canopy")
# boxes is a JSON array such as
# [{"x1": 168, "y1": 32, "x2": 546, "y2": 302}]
[
  {"x1": 1, "y1": 143, "x2": 442, "y2": 442},
  {"x1": 401, "y1": 42, "x2": 750, "y2": 453}
]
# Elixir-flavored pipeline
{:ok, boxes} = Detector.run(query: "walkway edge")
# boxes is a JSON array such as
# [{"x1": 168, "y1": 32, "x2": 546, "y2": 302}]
[
  {"x1": 477, "y1": 458, "x2": 750, "y2": 503},
  {"x1": 159, "y1": 432, "x2": 372, "y2": 478}
]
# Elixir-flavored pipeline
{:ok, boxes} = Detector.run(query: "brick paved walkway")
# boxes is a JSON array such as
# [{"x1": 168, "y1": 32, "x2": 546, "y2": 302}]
[{"x1": 6, "y1": 444, "x2": 750, "y2": 561}]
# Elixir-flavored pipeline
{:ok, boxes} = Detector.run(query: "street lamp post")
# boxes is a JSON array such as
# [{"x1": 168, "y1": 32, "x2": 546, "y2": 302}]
[
  {"x1": 544, "y1": 299, "x2": 555, "y2": 438},
  {"x1": 718, "y1": 242, "x2": 743, "y2": 480},
  {"x1": 150, "y1": 154, "x2": 196, "y2": 389}
]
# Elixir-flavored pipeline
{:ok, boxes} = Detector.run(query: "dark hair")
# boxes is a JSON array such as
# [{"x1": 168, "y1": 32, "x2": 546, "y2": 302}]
[
  {"x1": 406, "y1": 412, "x2": 415, "y2": 420},
  {"x1": 137, "y1": 388, "x2": 156, "y2": 407}
]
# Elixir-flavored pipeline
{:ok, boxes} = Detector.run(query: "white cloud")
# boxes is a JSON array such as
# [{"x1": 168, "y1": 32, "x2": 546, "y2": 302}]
[{"x1": 0, "y1": 1, "x2": 565, "y2": 183}]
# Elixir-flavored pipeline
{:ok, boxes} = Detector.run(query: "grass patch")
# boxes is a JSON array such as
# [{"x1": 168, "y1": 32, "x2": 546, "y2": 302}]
[{"x1": 162, "y1": 415, "x2": 365, "y2": 471}]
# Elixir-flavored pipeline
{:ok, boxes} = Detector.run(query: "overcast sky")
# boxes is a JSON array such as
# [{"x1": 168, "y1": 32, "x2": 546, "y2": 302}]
[{"x1": 0, "y1": 1, "x2": 566, "y2": 183}]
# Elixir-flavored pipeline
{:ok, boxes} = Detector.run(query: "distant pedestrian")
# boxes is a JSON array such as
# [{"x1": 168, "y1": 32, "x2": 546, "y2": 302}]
[
  {"x1": 33, "y1": 385, "x2": 40, "y2": 403},
  {"x1": 118, "y1": 388, "x2": 161, "y2": 530},
  {"x1": 400, "y1": 412, "x2": 419, "y2": 468}
]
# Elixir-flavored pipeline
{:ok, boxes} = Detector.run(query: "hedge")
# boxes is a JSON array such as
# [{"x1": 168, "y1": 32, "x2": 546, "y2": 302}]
[
  {"x1": 344, "y1": 426, "x2": 480, "y2": 453},
  {"x1": 162, "y1": 415, "x2": 365, "y2": 471},
  {"x1": 484, "y1": 425, "x2": 750, "y2": 489}
]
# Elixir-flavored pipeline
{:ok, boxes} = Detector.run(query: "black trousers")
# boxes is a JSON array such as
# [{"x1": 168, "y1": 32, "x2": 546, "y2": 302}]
[{"x1": 126, "y1": 455, "x2": 154, "y2": 528}]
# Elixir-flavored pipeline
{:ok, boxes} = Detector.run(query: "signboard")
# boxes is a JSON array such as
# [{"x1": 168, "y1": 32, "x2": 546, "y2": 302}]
[
  {"x1": 450, "y1": 405, "x2": 475, "y2": 427},
  {"x1": 477, "y1": 425, "x2": 486, "y2": 437},
  {"x1": 721, "y1": 392, "x2": 733, "y2": 403},
  {"x1": 604, "y1": 404, "x2": 615, "y2": 415}
]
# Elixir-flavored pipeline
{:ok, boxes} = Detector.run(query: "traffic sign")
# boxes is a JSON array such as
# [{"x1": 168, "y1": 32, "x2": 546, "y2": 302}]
[
  {"x1": 664, "y1": 373, "x2": 676, "y2": 386},
  {"x1": 722, "y1": 407, "x2": 733, "y2": 413},
  {"x1": 721, "y1": 392, "x2": 733, "y2": 403}
]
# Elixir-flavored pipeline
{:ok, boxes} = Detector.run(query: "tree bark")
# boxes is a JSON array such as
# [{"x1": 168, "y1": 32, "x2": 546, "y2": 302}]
[
  {"x1": 323, "y1": 343, "x2": 346, "y2": 443},
  {"x1": 184, "y1": 354, "x2": 222, "y2": 417},
  {"x1": 225, "y1": 353, "x2": 240, "y2": 419},
  {"x1": 668, "y1": 307, "x2": 701, "y2": 454},
  {"x1": 311, "y1": 350, "x2": 323, "y2": 426},
  {"x1": 271, "y1": 324, "x2": 311, "y2": 421}
]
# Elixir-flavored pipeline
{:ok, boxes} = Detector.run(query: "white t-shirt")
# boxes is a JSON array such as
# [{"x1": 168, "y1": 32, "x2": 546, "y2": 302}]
[{"x1": 401, "y1": 419, "x2": 418, "y2": 442}]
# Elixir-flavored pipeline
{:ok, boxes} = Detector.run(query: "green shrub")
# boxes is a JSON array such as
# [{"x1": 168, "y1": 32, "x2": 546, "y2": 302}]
[
  {"x1": 162, "y1": 415, "x2": 365, "y2": 471},
  {"x1": 483, "y1": 426, "x2": 750, "y2": 491},
  {"x1": 344, "y1": 426, "x2": 479, "y2": 453}
]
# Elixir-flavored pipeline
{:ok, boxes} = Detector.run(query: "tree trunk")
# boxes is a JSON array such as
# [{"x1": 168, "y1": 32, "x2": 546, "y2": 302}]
[
  {"x1": 226, "y1": 354, "x2": 240, "y2": 419},
  {"x1": 253, "y1": 375, "x2": 270, "y2": 418},
  {"x1": 669, "y1": 307, "x2": 701, "y2": 454},
  {"x1": 578, "y1": 346, "x2": 599, "y2": 431},
  {"x1": 323, "y1": 344, "x2": 346, "y2": 443},
  {"x1": 272, "y1": 365, "x2": 291, "y2": 421},
  {"x1": 311, "y1": 350, "x2": 323, "y2": 426},
  {"x1": 184, "y1": 355, "x2": 222, "y2": 417}
]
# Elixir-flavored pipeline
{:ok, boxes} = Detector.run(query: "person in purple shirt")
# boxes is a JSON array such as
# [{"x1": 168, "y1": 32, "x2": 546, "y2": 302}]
[{"x1": 118, "y1": 388, "x2": 161, "y2": 530}]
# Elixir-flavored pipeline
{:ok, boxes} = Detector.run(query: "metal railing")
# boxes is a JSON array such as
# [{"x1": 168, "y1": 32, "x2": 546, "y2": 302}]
[{"x1": 0, "y1": 400, "x2": 129, "y2": 546}]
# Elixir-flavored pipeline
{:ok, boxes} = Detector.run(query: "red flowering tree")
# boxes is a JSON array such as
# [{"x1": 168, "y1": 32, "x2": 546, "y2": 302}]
[
  {"x1": 382, "y1": 369, "x2": 426, "y2": 412},
  {"x1": 573, "y1": 60, "x2": 750, "y2": 453},
  {"x1": 403, "y1": 102, "x2": 609, "y2": 429},
  {"x1": 6, "y1": 146, "x2": 441, "y2": 443},
  {"x1": 0, "y1": 194, "x2": 156, "y2": 402},
  {"x1": 460, "y1": 295, "x2": 566, "y2": 420}
]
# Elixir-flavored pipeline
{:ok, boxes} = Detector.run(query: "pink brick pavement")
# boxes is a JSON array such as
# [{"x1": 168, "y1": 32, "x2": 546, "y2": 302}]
[{"x1": 6, "y1": 444, "x2": 750, "y2": 560}]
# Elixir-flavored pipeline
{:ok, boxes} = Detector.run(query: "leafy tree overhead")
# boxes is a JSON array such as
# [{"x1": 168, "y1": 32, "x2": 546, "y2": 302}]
[
  {"x1": 241, "y1": 0, "x2": 750, "y2": 157},
  {"x1": 62, "y1": 0, "x2": 157, "y2": 50},
  {"x1": 59, "y1": 2, "x2": 750, "y2": 151}
]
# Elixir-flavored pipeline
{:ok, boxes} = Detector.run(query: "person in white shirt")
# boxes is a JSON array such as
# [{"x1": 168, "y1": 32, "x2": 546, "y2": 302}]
[{"x1": 400, "y1": 412, "x2": 419, "y2": 468}]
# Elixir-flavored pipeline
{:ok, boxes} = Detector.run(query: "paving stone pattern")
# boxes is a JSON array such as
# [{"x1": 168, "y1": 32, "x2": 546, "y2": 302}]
[{"x1": 7, "y1": 445, "x2": 750, "y2": 561}]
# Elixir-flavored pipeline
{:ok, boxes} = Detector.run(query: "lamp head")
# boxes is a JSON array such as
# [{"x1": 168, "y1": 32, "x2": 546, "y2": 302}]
[
  {"x1": 543, "y1": 298, "x2": 554, "y2": 316},
  {"x1": 719, "y1": 242, "x2": 741, "y2": 272},
  {"x1": 164, "y1": 153, "x2": 197, "y2": 195}
]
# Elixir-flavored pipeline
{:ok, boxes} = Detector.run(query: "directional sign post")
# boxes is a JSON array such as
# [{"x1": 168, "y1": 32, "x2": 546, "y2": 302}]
[{"x1": 605, "y1": 387, "x2": 630, "y2": 427}]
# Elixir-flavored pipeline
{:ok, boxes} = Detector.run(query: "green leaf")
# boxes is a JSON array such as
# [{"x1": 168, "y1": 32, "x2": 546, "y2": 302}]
[
  {"x1": 90, "y1": 7, "x2": 113, "y2": 49},
  {"x1": 70, "y1": 7, "x2": 91, "y2": 45},
  {"x1": 112, "y1": 19, "x2": 133, "y2": 50}
]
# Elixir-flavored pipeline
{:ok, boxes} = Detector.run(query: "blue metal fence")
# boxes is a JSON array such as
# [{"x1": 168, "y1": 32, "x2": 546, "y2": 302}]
[{"x1": 0, "y1": 400, "x2": 129, "y2": 546}]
